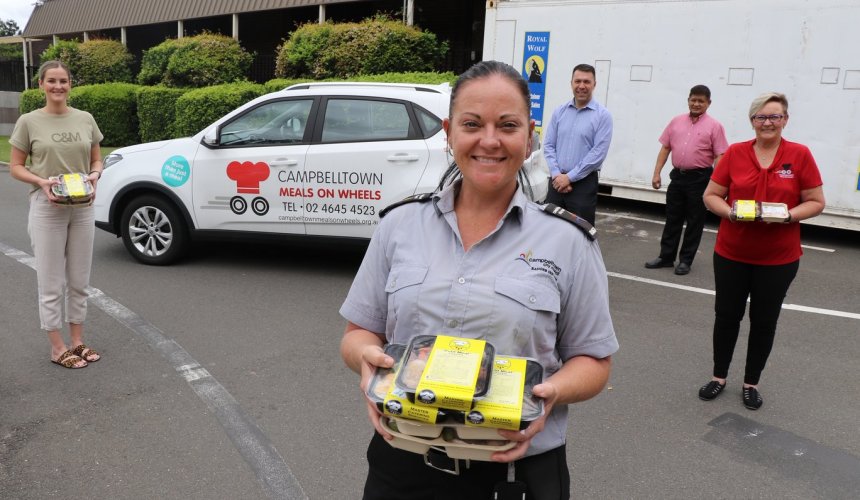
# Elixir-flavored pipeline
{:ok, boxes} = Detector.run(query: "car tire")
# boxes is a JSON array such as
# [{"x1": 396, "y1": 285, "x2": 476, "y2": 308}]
[{"x1": 120, "y1": 195, "x2": 188, "y2": 265}]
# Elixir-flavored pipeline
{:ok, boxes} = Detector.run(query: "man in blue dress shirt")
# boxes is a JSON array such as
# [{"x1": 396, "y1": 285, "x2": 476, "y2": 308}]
[{"x1": 543, "y1": 64, "x2": 613, "y2": 226}]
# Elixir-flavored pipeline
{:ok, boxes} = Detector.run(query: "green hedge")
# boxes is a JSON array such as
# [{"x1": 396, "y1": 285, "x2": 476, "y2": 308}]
[
  {"x1": 137, "y1": 86, "x2": 191, "y2": 143},
  {"x1": 19, "y1": 88, "x2": 45, "y2": 114},
  {"x1": 69, "y1": 83, "x2": 140, "y2": 146},
  {"x1": 276, "y1": 18, "x2": 448, "y2": 79},
  {"x1": 38, "y1": 39, "x2": 133, "y2": 86},
  {"x1": 137, "y1": 37, "x2": 193, "y2": 85},
  {"x1": 76, "y1": 40, "x2": 134, "y2": 85},
  {"x1": 173, "y1": 81, "x2": 265, "y2": 137}
]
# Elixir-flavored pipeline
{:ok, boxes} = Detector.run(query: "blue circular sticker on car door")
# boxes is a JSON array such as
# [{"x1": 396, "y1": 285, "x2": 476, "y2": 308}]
[{"x1": 162, "y1": 156, "x2": 190, "y2": 187}]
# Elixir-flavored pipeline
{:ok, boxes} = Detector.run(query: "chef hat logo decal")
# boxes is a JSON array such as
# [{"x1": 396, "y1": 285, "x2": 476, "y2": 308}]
[
  {"x1": 226, "y1": 161, "x2": 271, "y2": 216},
  {"x1": 227, "y1": 160, "x2": 270, "y2": 194}
]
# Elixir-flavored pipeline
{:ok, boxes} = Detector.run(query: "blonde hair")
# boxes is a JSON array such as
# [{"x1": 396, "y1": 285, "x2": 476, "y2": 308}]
[
  {"x1": 38, "y1": 60, "x2": 72, "y2": 82},
  {"x1": 748, "y1": 92, "x2": 788, "y2": 118}
]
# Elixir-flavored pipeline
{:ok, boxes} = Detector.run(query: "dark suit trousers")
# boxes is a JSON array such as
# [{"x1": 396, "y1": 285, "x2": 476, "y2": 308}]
[
  {"x1": 545, "y1": 170, "x2": 599, "y2": 226},
  {"x1": 658, "y1": 167, "x2": 712, "y2": 264}
]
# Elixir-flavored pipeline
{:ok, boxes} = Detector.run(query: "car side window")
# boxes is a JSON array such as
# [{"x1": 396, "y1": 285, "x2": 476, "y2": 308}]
[
  {"x1": 220, "y1": 99, "x2": 313, "y2": 146},
  {"x1": 321, "y1": 99, "x2": 413, "y2": 143},
  {"x1": 414, "y1": 106, "x2": 442, "y2": 138}
]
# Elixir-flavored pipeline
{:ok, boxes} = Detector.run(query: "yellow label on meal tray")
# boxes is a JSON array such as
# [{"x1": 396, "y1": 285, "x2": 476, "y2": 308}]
[
  {"x1": 383, "y1": 386, "x2": 439, "y2": 424},
  {"x1": 734, "y1": 200, "x2": 757, "y2": 221},
  {"x1": 415, "y1": 335, "x2": 486, "y2": 411},
  {"x1": 466, "y1": 356, "x2": 526, "y2": 430},
  {"x1": 62, "y1": 173, "x2": 88, "y2": 198}
]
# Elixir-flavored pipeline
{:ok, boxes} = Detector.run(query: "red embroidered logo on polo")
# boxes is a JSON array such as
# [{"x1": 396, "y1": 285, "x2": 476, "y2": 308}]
[{"x1": 775, "y1": 164, "x2": 794, "y2": 179}]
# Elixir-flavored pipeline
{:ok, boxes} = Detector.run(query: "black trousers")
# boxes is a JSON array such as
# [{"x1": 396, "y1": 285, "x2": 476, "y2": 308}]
[
  {"x1": 658, "y1": 167, "x2": 712, "y2": 265},
  {"x1": 711, "y1": 252, "x2": 799, "y2": 385},
  {"x1": 544, "y1": 170, "x2": 599, "y2": 226},
  {"x1": 362, "y1": 432, "x2": 570, "y2": 500}
]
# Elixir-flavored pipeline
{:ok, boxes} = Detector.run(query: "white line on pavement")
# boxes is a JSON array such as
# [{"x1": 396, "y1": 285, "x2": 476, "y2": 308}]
[
  {"x1": 0, "y1": 240, "x2": 307, "y2": 500},
  {"x1": 607, "y1": 271, "x2": 860, "y2": 320}
]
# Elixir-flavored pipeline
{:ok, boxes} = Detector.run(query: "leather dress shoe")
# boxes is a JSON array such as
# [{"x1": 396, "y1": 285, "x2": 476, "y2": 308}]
[
  {"x1": 645, "y1": 257, "x2": 674, "y2": 269},
  {"x1": 674, "y1": 262, "x2": 691, "y2": 275}
]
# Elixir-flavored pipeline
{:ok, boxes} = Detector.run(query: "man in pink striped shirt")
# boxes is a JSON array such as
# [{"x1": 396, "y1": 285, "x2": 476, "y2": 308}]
[{"x1": 645, "y1": 85, "x2": 729, "y2": 275}]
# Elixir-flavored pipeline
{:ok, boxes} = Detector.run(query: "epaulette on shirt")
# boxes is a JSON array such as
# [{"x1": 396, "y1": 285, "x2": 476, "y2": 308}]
[
  {"x1": 541, "y1": 203, "x2": 597, "y2": 241},
  {"x1": 379, "y1": 192, "x2": 434, "y2": 218}
]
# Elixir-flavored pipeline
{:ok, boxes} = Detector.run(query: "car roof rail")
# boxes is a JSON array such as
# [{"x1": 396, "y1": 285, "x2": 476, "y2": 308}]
[{"x1": 283, "y1": 81, "x2": 451, "y2": 94}]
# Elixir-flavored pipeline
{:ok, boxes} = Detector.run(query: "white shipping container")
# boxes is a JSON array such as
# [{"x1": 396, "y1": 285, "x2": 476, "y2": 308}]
[{"x1": 483, "y1": 0, "x2": 860, "y2": 231}]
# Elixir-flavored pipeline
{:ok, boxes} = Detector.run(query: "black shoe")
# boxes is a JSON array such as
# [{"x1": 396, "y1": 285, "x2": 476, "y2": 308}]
[
  {"x1": 742, "y1": 386, "x2": 763, "y2": 410},
  {"x1": 698, "y1": 380, "x2": 725, "y2": 401},
  {"x1": 645, "y1": 257, "x2": 674, "y2": 269},
  {"x1": 674, "y1": 262, "x2": 691, "y2": 275}
]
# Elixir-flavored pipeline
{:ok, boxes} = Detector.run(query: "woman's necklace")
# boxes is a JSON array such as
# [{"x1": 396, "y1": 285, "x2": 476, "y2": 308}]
[{"x1": 754, "y1": 142, "x2": 778, "y2": 166}]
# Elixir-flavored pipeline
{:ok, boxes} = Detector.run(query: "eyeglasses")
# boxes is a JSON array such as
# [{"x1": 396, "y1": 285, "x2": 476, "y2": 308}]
[{"x1": 751, "y1": 114, "x2": 785, "y2": 124}]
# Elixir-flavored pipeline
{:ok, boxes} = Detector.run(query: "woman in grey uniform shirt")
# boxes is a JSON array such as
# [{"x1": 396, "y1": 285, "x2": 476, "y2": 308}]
[{"x1": 340, "y1": 61, "x2": 618, "y2": 499}]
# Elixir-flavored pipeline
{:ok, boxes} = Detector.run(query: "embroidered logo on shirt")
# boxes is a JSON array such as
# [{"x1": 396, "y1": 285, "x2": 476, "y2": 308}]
[
  {"x1": 516, "y1": 250, "x2": 561, "y2": 277},
  {"x1": 776, "y1": 164, "x2": 794, "y2": 179}
]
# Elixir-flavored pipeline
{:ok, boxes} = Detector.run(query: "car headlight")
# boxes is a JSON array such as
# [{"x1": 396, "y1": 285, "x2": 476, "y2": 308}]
[{"x1": 103, "y1": 153, "x2": 123, "y2": 169}]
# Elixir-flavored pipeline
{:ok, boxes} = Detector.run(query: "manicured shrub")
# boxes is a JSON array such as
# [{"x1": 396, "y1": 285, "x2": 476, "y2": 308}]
[
  {"x1": 76, "y1": 39, "x2": 134, "y2": 85},
  {"x1": 69, "y1": 83, "x2": 140, "y2": 146},
  {"x1": 276, "y1": 18, "x2": 448, "y2": 79},
  {"x1": 37, "y1": 40, "x2": 81, "y2": 85},
  {"x1": 166, "y1": 33, "x2": 253, "y2": 87},
  {"x1": 137, "y1": 37, "x2": 193, "y2": 85},
  {"x1": 137, "y1": 86, "x2": 191, "y2": 143},
  {"x1": 19, "y1": 88, "x2": 45, "y2": 114},
  {"x1": 173, "y1": 81, "x2": 265, "y2": 137}
]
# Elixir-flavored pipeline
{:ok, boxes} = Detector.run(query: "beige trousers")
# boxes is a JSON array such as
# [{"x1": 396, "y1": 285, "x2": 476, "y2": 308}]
[{"x1": 27, "y1": 190, "x2": 95, "y2": 331}]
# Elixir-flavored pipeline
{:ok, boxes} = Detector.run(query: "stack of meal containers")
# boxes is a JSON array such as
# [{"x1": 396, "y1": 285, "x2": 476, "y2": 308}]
[
  {"x1": 50, "y1": 173, "x2": 94, "y2": 206},
  {"x1": 366, "y1": 334, "x2": 544, "y2": 461}
]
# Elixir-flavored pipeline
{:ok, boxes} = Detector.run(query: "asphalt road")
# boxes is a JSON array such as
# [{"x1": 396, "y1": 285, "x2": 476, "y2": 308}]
[{"x1": 1, "y1": 166, "x2": 858, "y2": 499}]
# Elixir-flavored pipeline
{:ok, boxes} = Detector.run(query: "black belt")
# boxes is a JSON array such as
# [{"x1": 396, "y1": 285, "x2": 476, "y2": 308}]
[{"x1": 673, "y1": 167, "x2": 712, "y2": 175}]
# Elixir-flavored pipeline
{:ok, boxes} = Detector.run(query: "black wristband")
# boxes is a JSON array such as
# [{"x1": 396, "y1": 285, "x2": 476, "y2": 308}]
[{"x1": 91, "y1": 170, "x2": 102, "y2": 179}]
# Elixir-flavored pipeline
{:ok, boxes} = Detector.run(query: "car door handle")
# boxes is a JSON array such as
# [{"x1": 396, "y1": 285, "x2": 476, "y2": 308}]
[
  {"x1": 271, "y1": 159, "x2": 299, "y2": 167},
  {"x1": 386, "y1": 154, "x2": 420, "y2": 162}
]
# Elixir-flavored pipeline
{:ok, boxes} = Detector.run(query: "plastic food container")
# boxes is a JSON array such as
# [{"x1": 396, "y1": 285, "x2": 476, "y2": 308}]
[
  {"x1": 449, "y1": 356, "x2": 544, "y2": 436},
  {"x1": 394, "y1": 335, "x2": 495, "y2": 411},
  {"x1": 731, "y1": 200, "x2": 789, "y2": 223},
  {"x1": 365, "y1": 343, "x2": 449, "y2": 423},
  {"x1": 50, "y1": 173, "x2": 94, "y2": 206},
  {"x1": 760, "y1": 202, "x2": 790, "y2": 222},
  {"x1": 381, "y1": 416, "x2": 515, "y2": 461}
]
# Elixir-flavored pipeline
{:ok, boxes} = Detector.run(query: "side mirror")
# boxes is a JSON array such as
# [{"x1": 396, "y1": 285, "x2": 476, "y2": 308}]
[{"x1": 202, "y1": 130, "x2": 219, "y2": 146}]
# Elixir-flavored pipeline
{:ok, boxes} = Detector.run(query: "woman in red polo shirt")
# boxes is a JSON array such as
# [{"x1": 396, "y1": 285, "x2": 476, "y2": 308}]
[{"x1": 698, "y1": 92, "x2": 825, "y2": 410}]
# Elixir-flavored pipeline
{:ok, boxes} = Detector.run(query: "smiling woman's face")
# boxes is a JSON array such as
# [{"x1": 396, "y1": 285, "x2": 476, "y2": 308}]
[
  {"x1": 443, "y1": 74, "x2": 534, "y2": 197},
  {"x1": 39, "y1": 67, "x2": 71, "y2": 105},
  {"x1": 751, "y1": 101, "x2": 788, "y2": 142}
]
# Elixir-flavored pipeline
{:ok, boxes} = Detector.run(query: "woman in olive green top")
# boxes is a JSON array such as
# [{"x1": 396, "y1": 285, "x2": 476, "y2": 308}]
[{"x1": 9, "y1": 60, "x2": 104, "y2": 369}]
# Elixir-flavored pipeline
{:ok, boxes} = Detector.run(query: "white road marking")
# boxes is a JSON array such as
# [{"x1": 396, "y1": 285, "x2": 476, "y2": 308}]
[
  {"x1": 0, "y1": 241, "x2": 307, "y2": 500},
  {"x1": 607, "y1": 271, "x2": 860, "y2": 320}
]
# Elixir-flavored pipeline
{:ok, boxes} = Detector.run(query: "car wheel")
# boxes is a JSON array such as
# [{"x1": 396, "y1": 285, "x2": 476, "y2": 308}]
[{"x1": 120, "y1": 195, "x2": 188, "y2": 265}]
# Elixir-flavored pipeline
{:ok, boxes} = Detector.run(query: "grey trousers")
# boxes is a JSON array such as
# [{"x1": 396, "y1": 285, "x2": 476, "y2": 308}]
[{"x1": 27, "y1": 190, "x2": 95, "y2": 331}]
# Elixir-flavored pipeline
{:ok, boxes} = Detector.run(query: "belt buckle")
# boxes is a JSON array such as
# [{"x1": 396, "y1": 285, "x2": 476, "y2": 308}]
[{"x1": 423, "y1": 447, "x2": 463, "y2": 475}]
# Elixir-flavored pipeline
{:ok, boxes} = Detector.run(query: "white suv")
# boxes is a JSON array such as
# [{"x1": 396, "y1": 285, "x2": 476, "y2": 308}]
[{"x1": 95, "y1": 82, "x2": 549, "y2": 265}]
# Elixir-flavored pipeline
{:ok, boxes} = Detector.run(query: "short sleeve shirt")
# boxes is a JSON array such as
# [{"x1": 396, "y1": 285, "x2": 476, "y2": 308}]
[
  {"x1": 340, "y1": 181, "x2": 619, "y2": 456},
  {"x1": 9, "y1": 108, "x2": 103, "y2": 191},
  {"x1": 710, "y1": 139, "x2": 823, "y2": 265},
  {"x1": 658, "y1": 113, "x2": 728, "y2": 169}
]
